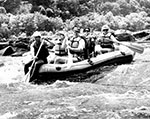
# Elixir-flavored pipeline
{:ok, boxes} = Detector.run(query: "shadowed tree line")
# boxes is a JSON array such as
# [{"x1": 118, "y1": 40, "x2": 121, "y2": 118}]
[
  {"x1": 0, "y1": 0, "x2": 149, "y2": 44},
  {"x1": 1, "y1": 0, "x2": 149, "y2": 19}
]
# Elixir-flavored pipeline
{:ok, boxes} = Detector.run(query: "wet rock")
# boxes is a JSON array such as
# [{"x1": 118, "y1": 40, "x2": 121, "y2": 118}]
[{"x1": 0, "y1": 46, "x2": 15, "y2": 56}]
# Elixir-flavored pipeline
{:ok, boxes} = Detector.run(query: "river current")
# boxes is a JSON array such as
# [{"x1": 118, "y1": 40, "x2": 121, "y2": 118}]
[{"x1": 0, "y1": 43, "x2": 150, "y2": 119}]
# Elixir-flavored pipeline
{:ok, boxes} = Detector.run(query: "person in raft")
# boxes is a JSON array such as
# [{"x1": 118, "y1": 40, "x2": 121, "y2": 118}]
[
  {"x1": 24, "y1": 31, "x2": 50, "y2": 82},
  {"x1": 95, "y1": 25, "x2": 120, "y2": 54},
  {"x1": 48, "y1": 31, "x2": 68, "y2": 64},
  {"x1": 67, "y1": 27, "x2": 86, "y2": 61}
]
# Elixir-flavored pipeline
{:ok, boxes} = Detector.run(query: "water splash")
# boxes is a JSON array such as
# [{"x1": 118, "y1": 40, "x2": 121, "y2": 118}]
[{"x1": 0, "y1": 112, "x2": 17, "y2": 119}]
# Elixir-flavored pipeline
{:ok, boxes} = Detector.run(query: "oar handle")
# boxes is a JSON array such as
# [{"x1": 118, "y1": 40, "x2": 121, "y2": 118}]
[
  {"x1": 35, "y1": 39, "x2": 45, "y2": 58},
  {"x1": 66, "y1": 48, "x2": 73, "y2": 69}
]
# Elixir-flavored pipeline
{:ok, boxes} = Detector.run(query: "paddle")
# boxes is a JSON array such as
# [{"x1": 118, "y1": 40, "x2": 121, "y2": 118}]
[
  {"x1": 99, "y1": 34, "x2": 144, "y2": 54},
  {"x1": 116, "y1": 41, "x2": 144, "y2": 54},
  {"x1": 110, "y1": 38, "x2": 144, "y2": 54},
  {"x1": 24, "y1": 39, "x2": 45, "y2": 83},
  {"x1": 67, "y1": 48, "x2": 73, "y2": 69}
]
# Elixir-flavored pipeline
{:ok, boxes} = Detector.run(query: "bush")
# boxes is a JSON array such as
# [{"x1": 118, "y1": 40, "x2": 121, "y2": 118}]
[
  {"x1": 3, "y1": 0, "x2": 21, "y2": 14},
  {"x1": 0, "y1": 14, "x2": 9, "y2": 25},
  {"x1": 66, "y1": 11, "x2": 150, "y2": 31},
  {"x1": 0, "y1": 7, "x2": 6, "y2": 14},
  {"x1": 46, "y1": 8, "x2": 54, "y2": 17},
  {"x1": 125, "y1": 12, "x2": 146, "y2": 31},
  {"x1": 0, "y1": 23, "x2": 11, "y2": 38},
  {"x1": 8, "y1": 13, "x2": 36, "y2": 36},
  {"x1": 8, "y1": 12, "x2": 64, "y2": 36},
  {"x1": 39, "y1": 5, "x2": 47, "y2": 15},
  {"x1": 17, "y1": 3, "x2": 32, "y2": 14},
  {"x1": 0, "y1": 14, "x2": 10, "y2": 38},
  {"x1": 34, "y1": 12, "x2": 64, "y2": 32}
]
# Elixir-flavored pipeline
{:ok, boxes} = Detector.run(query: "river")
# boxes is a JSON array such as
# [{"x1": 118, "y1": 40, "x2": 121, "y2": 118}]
[{"x1": 0, "y1": 43, "x2": 150, "y2": 119}]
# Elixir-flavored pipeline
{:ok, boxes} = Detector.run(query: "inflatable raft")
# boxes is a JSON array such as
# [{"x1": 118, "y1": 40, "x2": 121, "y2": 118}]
[{"x1": 38, "y1": 45, "x2": 135, "y2": 79}]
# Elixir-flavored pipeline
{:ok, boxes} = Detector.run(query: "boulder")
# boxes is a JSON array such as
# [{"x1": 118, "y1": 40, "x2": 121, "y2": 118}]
[
  {"x1": 0, "y1": 46, "x2": 15, "y2": 56},
  {"x1": 115, "y1": 30, "x2": 135, "y2": 42}
]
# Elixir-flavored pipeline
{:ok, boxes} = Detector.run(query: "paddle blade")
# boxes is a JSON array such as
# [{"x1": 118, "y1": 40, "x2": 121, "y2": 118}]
[
  {"x1": 127, "y1": 43, "x2": 144, "y2": 54},
  {"x1": 67, "y1": 49, "x2": 73, "y2": 69},
  {"x1": 23, "y1": 72, "x2": 30, "y2": 83},
  {"x1": 120, "y1": 42, "x2": 144, "y2": 54}
]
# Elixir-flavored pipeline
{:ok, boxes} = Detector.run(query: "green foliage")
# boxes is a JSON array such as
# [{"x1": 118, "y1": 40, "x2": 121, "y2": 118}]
[
  {"x1": 5, "y1": 0, "x2": 149, "y2": 22},
  {"x1": 100, "y1": 2, "x2": 115, "y2": 14},
  {"x1": 8, "y1": 12, "x2": 64, "y2": 36},
  {"x1": 39, "y1": 5, "x2": 47, "y2": 15},
  {"x1": 17, "y1": 3, "x2": 32, "y2": 14},
  {"x1": 67, "y1": 11, "x2": 150, "y2": 31},
  {"x1": 0, "y1": 7, "x2": 6, "y2": 14},
  {"x1": 0, "y1": 23, "x2": 11, "y2": 38},
  {"x1": 116, "y1": 0, "x2": 131, "y2": 16},
  {"x1": 0, "y1": 14, "x2": 9, "y2": 26},
  {"x1": 139, "y1": 0, "x2": 150, "y2": 9},
  {"x1": 28, "y1": 0, "x2": 54, "y2": 7},
  {"x1": 8, "y1": 14, "x2": 35, "y2": 36},
  {"x1": 66, "y1": 12, "x2": 109, "y2": 31},
  {"x1": 2, "y1": 0, "x2": 150, "y2": 19},
  {"x1": 129, "y1": 0, "x2": 140, "y2": 12},
  {"x1": 0, "y1": 15, "x2": 10, "y2": 38},
  {"x1": 125, "y1": 12, "x2": 146, "y2": 31},
  {"x1": 0, "y1": 0, "x2": 150, "y2": 39},
  {"x1": 3, "y1": 0, "x2": 21, "y2": 14},
  {"x1": 34, "y1": 12, "x2": 63, "y2": 32},
  {"x1": 46, "y1": 8, "x2": 54, "y2": 17}
]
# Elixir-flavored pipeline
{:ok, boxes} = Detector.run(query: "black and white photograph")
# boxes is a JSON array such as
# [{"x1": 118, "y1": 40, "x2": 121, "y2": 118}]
[{"x1": 0, "y1": 0, "x2": 149, "y2": 118}]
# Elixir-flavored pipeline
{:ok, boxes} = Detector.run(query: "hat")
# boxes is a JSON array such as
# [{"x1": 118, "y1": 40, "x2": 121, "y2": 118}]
[
  {"x1": 19, "y1": 33, "x2": 26, "y2": 39},
  {"x1": 74, "y1": 27, "x2": 80, "y2": 33},
  {"x1": 101, "y1": 25, "x2": 110, "y2": 31},
  {"x1": 56, "y1": 31, "x2": 65, "y2": 36},
  {"x1": 32, "y1": 31, "x2": 41, "y2": 37},
  {"x1": 84, "y1": 28, "x2": 90, "y2": 32}
]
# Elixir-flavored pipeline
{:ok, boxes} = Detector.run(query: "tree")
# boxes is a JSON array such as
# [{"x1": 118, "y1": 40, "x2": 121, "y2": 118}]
[
  {"x1": 28, "y1": 0, "x2": 54, "y2": 8},
  {"x1": 112, "y1": 3, "x2": 121, "y2": 15},
  {"x1": 129, "y1": 0, "x2": 140, "y2": 12},
  {"x1": 0, "y1": 7, "x2": 6, "y2": 14},
  {"x1": 39, "y1": 5, "x2": 47, "y2": 15},
  {"x1": 100, "y1": 2, "x2": 114, "y2": 14},
  {"x1": 126, "y1": 12, "x2": 146, "y2": 31},
  {"x1": 139, "y1": 0, "x2": 150, "y2": 9},
  {"x1": 46, "y1": 8, "x2": 54, "y2": 17},
  {"x1": 116, "y1": 0, "x2": 131, "y2": 16},
  {"x1": 3, "y1": 0, "x2": 21, "y2": 14}
]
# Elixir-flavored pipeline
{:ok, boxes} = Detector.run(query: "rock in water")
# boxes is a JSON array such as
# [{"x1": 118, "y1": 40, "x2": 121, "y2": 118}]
[{"x1": 0, "y1": 46, "x2": 14, "y2": 56}]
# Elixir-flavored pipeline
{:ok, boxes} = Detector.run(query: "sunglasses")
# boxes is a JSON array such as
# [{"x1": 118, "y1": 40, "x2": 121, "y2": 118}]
[
  {"x1": 35, "y1": 36, "x2": 41, "y2": 38},
  {"x1": 103, "y1": 29, "x2": 108, "y2": 31}
]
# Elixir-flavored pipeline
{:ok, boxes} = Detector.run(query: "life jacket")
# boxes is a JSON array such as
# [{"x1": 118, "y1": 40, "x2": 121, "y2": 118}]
[
  {"x1": 70, "y1": 37, "x2": 81, "y2": 48},
  {"x1": 86, "y1": 37, "x2": 95, "y2": 53},
  {"x1": 80, "y1": 35, "x2": 95, "y2": 59},
  {"x1": 54, "y1": 40, "x2": 67, "y2": 56},
  {"x1": 33, "y1": 41, "x2": 49, "y2": 61},
  {"x1": 101, "y1": 32, "x2": 114, "y2": 49},
  {"x1": 70, "y1": 36, "x2": 85, "y2": 58}
]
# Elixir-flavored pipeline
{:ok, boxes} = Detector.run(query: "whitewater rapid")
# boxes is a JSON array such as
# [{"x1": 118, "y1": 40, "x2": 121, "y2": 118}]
[{"x1": 0, "y1": 44, "x2": 150, "y2": 119}]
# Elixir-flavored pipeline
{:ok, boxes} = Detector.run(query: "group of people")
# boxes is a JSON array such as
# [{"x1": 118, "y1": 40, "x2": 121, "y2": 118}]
[{"x1": 24, "y1": 24, "x2": 121, "y2": 82}]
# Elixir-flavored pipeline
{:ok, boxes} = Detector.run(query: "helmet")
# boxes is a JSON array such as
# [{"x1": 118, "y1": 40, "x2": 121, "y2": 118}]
[
  {"x1": 19, "y1": 33, "x2": 26, "y2": 39},
  {"x1": 101, "y1": 25, "x2": 110, "y2": 31},
  {"x1": 56, "y1": 31, "x2": 65, "y2": 36},
  {"x1": 32, "y1": 31, "x2": 41, "y2": 37},
  {"x1": 74, "y1": 27, "x2": 80, "y2": 33},
  {"x1": 84, "y1": 28, "x2": 90, "y2": 32}
]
